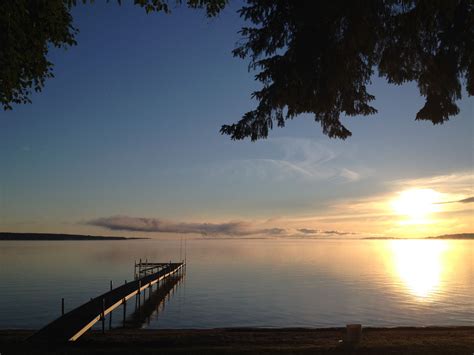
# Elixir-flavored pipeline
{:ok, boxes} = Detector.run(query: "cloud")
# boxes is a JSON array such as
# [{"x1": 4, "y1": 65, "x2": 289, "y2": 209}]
[
  {"x1": 459, "y1": 197, "x2": 474, "y2": 203},
  {"x1": 393, "y1": 171, "x2": 473, "y2": 193},
  {"x1": 322, "y1": 230, "x2": 356, "y2": 236},
  {"x1": 339, "y1": 168, "x2": 361, "y2": 182},
  {"x1": 214, "y1": 137, "x2": 366, "y2": 183},
  {"x1": 87, "y1": 215, "x2": 287, "y2": 237},
  {"x1": 86, "y1": 216, "x2": 360, "y2": 239},
  {"x1": 297, "y1": 228, "x2": 320, "y2": 234},
  {"x1": 437, "y1": 196, "x2": 474, "y2": 204},
  {"x1": 295, "y1": 228, "x2": 356, "y2": 236}
]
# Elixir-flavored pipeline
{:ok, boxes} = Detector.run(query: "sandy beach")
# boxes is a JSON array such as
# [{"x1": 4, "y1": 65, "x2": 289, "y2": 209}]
[{"x1": 1, "y1": 327, "x2": 473, "y2": 354}]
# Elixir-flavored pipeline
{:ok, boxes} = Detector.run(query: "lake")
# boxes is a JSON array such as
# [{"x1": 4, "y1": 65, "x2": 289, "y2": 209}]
[{"x1": 0, "y1": 239, "x2": 472, "y2": 329}]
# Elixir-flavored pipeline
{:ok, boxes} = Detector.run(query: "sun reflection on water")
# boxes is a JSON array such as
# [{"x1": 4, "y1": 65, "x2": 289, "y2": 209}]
[{"x1": 389, "y1": 240, "x2": 448, "y2": 300}]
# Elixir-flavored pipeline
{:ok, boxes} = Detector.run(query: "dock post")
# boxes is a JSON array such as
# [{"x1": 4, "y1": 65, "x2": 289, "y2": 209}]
[
  {"x1": 123, "y1": 298, "x2": 127, "y2": 324},
  {"x1": 61, "y1": 298, "x2": 64, "y2": 316},
  {"x1": 345, "y1": 324, "x2": 362, "y2": 346},
  {"x1": 101, "y1": 298, "x2": 105, "y2": 334},
  {"x1": 138, "y1": 280, "x2": 141, "y2": 309}
]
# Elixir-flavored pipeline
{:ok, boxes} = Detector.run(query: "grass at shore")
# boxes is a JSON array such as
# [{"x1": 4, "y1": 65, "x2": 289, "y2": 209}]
[{"x1": 1, "y1": 327, "x2": 473, "y2": 354}]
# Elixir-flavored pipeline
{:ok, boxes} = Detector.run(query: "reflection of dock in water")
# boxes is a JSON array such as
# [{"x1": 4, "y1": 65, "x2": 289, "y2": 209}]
[{"x1": 124, "y1": 272, "x2": 184, "y2": 328}]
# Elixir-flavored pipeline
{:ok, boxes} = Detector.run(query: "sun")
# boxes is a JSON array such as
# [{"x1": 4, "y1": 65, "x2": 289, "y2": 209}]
[{"x1": 391, "y1": 188, "x2": 441, "y2": 224}]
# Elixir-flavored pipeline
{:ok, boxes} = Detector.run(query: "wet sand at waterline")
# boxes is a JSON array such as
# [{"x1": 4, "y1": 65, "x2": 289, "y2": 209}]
[{"x1": 1, "y1": 327, "x2": 473, "y2": 354}]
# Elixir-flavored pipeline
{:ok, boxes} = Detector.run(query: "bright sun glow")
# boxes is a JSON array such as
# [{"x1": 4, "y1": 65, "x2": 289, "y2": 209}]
[
  {"x1": 390, "y1": 240, "x2": 447, "y2": 299},
  {"x1": 391, "y1": 188, "x2": 441, "y2": 224}
]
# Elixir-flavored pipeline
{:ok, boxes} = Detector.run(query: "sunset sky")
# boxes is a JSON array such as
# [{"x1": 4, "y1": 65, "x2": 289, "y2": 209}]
[{"x1": 1, "y1": 2, "x2": 472, "y2": 238}]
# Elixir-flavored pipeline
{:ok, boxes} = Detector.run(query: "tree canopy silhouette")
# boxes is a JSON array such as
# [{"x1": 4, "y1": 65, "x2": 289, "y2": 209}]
[
  {"x1": 1, "y1": 1, "x2": 472, "y2": 139},
  {"x1": 221, "y1": 0, "x2": 474, "y2": 140},
  {"x1": 0, "y1": 0, "x2": 226, "y2": 110}
]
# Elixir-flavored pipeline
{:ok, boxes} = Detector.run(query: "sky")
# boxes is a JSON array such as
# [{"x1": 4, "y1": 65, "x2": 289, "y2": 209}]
[{"x1": 0, "y1": 2, "x2": 473, "y2": 238}]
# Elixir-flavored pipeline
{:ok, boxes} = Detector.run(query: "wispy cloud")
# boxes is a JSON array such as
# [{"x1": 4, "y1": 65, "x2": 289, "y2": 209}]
[
  {"x1": 437, "y1": 196, "x2": 474, "y2": 204},
  {"x1": 214, "y1": 138, "x2": 366, "y2": 183},
  {"x1": 393, "y1": 172, "x2": 473, "y2": 194}
]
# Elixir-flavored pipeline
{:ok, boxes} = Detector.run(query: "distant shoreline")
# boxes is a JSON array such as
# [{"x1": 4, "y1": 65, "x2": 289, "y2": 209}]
[{"x1": 0, "y1": 232, "x2": 148, "y2": 241}]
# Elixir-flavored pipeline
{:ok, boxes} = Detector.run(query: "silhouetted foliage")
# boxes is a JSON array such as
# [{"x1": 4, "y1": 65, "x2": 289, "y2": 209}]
[
  {"x1": 0, "y1": 0, "x2": 226, "y2": 110},
  {"x1": 0, "y1": 1, "x2": 76, "y2": 110},
  {"x1": 221, "y1": 0, "x2": 474, "y2": 140},
  {"x1": 1, "y1": 1, "x2": 472, "y2": 140}
]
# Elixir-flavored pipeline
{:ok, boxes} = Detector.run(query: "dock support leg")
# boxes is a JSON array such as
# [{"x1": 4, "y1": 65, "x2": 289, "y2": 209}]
[
  {"x1": 123, "y1": 299, "x2": 127, "y2": 325},
  {"x1": 101, "y1": 298, "x2": 105, "y2": 334},
  {"x1": 138, "y1": 281, "x2": 141, "y2": 309},
  {"x1": 61, "y1": 298, "x2": 64, "y2": 316}
]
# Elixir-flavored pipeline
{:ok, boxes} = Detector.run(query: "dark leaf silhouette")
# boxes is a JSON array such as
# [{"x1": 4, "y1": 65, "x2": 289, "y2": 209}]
[
  {"x1": 0, "y1": 0, "x2": 226, "y2": 110},
  {"x1": 221, "y1": 0, "x2": 474, "y2": 140}
]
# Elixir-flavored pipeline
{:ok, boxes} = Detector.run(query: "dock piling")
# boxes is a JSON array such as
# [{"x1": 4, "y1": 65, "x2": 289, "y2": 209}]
[
  {"x1": 61, "y1": 298, "x2": 64, "y2": 316},
  {"x1": 101, "y1": 298, "x2": 105, "y2": 334},
  {"x1": 138, "y1": 280, "x2": 141, "y2": 309},
  {"x1": 123, "y1": 298, "x2": 127, "y2": 324}
]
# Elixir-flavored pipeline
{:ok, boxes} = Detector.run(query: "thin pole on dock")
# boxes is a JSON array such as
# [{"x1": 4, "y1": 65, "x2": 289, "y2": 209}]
[
  {"x1": 184, "y1": 236, "x2": 187, "y2": 263},
  {"x1": 61, "y1": 298, "x2": 64, "y2": 316},
  {"x1": 109, "y1": 281, "x2": 113, "y2": 330},
  {"x1": 101, "y1": 298, "x2": 105, "y2": 334},
  {"x1": 138, "y1": 280, "x2": 141, "y2": 309},
  {"x1": 122, "y1": 298, "x2": 127, "y2": 324}
]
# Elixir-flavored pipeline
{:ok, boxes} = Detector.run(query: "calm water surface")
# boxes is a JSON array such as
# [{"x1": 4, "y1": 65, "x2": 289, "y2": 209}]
[{"x1": 0, "y1": 239, "x2": 472, "y2": 329}]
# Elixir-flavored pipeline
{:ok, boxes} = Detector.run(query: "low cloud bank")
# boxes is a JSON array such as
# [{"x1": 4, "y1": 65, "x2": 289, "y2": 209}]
[
  {"x1": 296, "y1": 228, "x2": 355, "y2": 236},
  {"x1": 87, "y1": 216, "x2": 286, "y2": 237},
  {"x1": 297, "y1": 228, "x2": 320, "y2": 234},
  {"x1": 86, "y1": 216, "x2": 358, "y2": 238}
]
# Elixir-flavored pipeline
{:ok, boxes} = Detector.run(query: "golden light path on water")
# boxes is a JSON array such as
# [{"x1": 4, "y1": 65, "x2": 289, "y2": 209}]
[{"x1": 388, "y1": 240, "x2": 448, "y2": 300}]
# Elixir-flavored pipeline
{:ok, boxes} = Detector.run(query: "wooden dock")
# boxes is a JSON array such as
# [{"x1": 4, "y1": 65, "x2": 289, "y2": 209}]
[{"x1": 29, "y1": 262, "x2": 185, "y2": 342}]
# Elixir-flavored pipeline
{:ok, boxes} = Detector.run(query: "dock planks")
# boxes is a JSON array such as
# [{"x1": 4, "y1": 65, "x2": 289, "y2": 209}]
[{"x1": 29, "y1": 262, "x2": 184, "y2": 342}]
